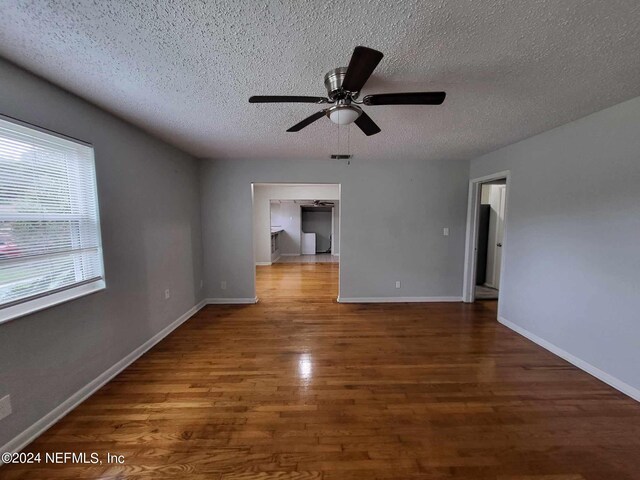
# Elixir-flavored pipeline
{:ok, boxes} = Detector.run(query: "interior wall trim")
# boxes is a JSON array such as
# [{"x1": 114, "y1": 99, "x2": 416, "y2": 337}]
[
  {"x1": 206, "y1": 297, "x2": 258, "y2": 305},
  {"x1": 462, "y1": 170, "x2": 511, "y2": 306},
  {"x1": 337, "y1": 296, "x2": 462, "y2": 303},
  {"x1": 499, "y1": 316, "x2": 640, "y2": 403},
  {"x1": 0, "y1": 299, "x2": 208, "y2": 460}
]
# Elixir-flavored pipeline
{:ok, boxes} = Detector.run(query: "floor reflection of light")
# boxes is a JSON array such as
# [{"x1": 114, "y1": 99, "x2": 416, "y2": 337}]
[{"x1": 298, "y1": 353, "x2": 313, "y2": 382}]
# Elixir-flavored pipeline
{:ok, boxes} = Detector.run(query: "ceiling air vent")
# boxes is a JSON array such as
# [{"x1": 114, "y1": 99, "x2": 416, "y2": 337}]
[{"x1": 330, "y1": 154, "x2": 352, "y2": 159}]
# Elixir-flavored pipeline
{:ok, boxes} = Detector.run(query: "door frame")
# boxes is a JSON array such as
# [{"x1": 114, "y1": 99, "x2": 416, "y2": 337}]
[
  {"x1": 331, "y1": 205, "x2": 335, "y2": 254},
  {"x1": 462, "y1": 171, "x2": 511, "y2": 313},
  {"x1": 251, "y1": 183, "x2": 342, "y2": 302}
]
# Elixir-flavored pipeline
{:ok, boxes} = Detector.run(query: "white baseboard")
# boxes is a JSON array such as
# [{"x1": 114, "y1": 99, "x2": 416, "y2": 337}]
[
  {"x1": 255, "y1": 261, "x2": 271, "y2": 266},
  {"x1": 0, "y1": 299, "x2": 207, "y2": 459},
  {"x1": 338, "y1": 296, "x2": 462, "y2": 303},
  {"x1": 332, "y1": 253, "x2": 340, "y2": 257},
  {"x1": 280, "y1": 253, "x2": 300, "y2": 257},
  {"x1": 206, "y1": 297, "x2": 258, "y2": 305},
  {"x1": 499, "y1": 316, "x2": 640, "y2": 403}
]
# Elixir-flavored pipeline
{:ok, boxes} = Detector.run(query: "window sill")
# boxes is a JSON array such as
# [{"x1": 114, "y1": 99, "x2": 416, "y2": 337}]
[{"x1": 0, "y1": 280, "x2": 106, "y2": 325}]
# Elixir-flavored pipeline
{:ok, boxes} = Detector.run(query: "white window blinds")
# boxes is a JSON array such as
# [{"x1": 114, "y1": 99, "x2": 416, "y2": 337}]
[{"x1": 0, "y1": 116, "x2": 104, "y2": 322}]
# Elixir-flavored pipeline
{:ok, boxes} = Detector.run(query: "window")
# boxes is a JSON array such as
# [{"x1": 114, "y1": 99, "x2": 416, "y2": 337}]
[{"x1": 0, "y1": 116, "x2": 104, "y2": 323}]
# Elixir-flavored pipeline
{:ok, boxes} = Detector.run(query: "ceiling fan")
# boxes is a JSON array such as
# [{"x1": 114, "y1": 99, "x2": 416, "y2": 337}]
[{"x1": 249, "y1": 46, "x2": 446, "y2": 136}]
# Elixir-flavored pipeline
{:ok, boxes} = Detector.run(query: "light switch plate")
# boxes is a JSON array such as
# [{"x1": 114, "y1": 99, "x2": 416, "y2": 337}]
[{"x1": 443, "y1": 227, "x2": 449, "y2": 236}]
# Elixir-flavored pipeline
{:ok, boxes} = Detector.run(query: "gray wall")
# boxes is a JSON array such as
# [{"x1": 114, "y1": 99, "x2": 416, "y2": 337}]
[
  {"x1": 470, "y1": 95, "x2": 640, "y2": 395},
  {"x1": 276, "y1": 201, "x2": 302, "y2": 256},
  {"x1": 269, "y1": 202, "x2": 281, "y2": 228},
  {"x1": 200, "y1": 157, "x2": 470, "y2": 300},
  {"x1": 270, "y1": 201, "x2": 298, "y2": 255},
  {"x1": 0, "y1": 58, "x2": 204, "y2": 448}
]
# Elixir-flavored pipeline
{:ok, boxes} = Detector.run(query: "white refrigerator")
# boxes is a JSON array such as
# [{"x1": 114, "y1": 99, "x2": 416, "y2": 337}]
[{"x1": 301, "y1": 232, "x2": 316, "y2": 255}]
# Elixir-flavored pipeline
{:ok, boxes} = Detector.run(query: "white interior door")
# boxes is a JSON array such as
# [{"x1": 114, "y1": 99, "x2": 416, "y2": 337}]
[{"x1": 494, "y1": 185, "x2": 506, "y2": 289}]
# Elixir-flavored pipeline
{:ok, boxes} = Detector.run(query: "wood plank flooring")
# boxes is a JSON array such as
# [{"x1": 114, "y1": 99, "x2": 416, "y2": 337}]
[
  {"x1": 3, "y1": 263, "x2": 640, "y2": 479},
  {"x1": 275, "y1": 254, "x2": 338, "y2": 264}
]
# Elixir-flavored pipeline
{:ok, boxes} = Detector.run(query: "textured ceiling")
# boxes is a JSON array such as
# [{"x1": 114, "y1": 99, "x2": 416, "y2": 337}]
[{"x1": 1, "y1": 1, "x2": 640, "y2": 161}]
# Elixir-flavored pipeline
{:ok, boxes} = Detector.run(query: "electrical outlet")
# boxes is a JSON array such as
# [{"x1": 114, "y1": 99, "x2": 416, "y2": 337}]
[
  {"x1": 164, "y1": 289, "x2": 170, "y2": 300},
  {"x1": 395, "y1": 281, "x2": 401, "y2": 289},
  {"x1": 0, "y1": 395, "x2": 12, "y2": 421},
  {"x1": 221, "y1": 281, "x2": 227, "y2": 290},
  {"x1": 443, "y1": 227, "x2": 449, "y2": 236}
]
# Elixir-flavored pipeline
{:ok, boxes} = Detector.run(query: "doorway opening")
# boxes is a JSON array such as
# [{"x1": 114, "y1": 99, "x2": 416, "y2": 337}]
[
  {"x1": 273, "y1": 201, "x2": 339, "y2": 264},
  {"x1": 476, "y1": 181, "x2": 506, "y2": 300},
  {"x1": 463, "y1": 172, "x2": 510, "y2": 308},
  {"x1": 251, "y1": 183, "x2": 341, "y2": 302}
]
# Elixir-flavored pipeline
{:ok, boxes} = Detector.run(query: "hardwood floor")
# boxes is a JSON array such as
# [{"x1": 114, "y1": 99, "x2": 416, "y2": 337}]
[
  {"x1": 3, "y1": 263, "x2": 640, "y2": 479},
  {"x1": 275, "y1": 254, "x2": 338, "y2": 264}
]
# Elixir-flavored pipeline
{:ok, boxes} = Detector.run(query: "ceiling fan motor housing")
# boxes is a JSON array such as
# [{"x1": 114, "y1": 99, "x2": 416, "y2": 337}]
[{"x1": 324, "y1": 67, "x2": 357, "y2": 100}]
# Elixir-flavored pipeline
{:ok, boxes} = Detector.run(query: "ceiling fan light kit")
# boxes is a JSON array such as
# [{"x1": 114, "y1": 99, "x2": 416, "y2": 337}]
[
  {"x1": 249, "y1": 46, "x2": 446, "y2": 136},
  {"x1": 327, "y1": 103, "x2": 361, "y2": 125}
]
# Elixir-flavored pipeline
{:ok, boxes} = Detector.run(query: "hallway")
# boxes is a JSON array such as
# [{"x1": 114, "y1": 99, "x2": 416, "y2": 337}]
[
  {"x1": 3, "y1": 265, "x2": 640, "y2": 479},
  {"x1": 256, "y1": 263, "x2": 338, "y2": 302},
  {"x1": 274, "y1": 254, "x2": 339, "y2": 264}
]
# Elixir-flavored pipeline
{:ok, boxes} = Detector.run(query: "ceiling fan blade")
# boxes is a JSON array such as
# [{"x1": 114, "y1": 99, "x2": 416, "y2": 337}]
[
  {"x1": 363, "y1": 92, "x2": 446, "y2": 106},
  {"x1": 286, "y1": 110, "x2": 327, "y2": 132},
  {"x1": 354, "y1": 111, "x2": 381, "y2": 136},
  {"x1": 341, "y1": 46, "x2": 384, "y2": 93},
  {"x1": 249, "y1": 95, "x2": 328, "y2": 104}
]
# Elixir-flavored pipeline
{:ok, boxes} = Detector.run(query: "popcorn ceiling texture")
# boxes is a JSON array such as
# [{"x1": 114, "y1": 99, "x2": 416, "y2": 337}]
[{"x1": 1, "y1": 0, "x2": 640, "y2": 161}]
